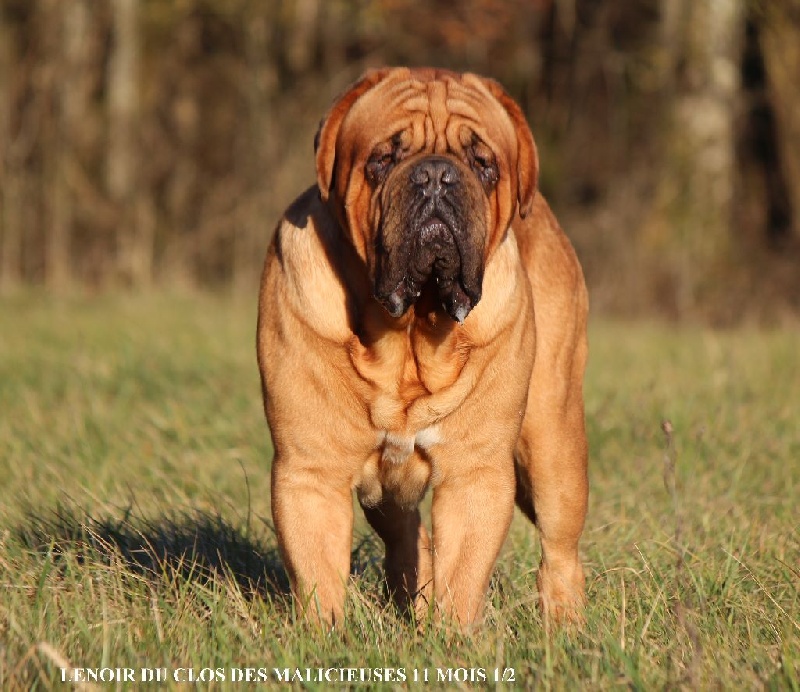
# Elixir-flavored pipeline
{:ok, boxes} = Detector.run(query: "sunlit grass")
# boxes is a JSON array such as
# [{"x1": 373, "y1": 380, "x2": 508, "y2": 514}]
[{"x1": 1, "y1": 295, "x2": 798, "y2": 689}]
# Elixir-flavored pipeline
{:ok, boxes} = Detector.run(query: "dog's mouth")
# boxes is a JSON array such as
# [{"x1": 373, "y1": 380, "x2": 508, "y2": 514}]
[{"x1": 375, "y1": 213, "x2": 483, "y2": 324}]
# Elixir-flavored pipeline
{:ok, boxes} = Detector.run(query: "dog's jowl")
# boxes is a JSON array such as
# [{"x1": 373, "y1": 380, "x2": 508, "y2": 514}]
[{"x1": 257, "y1": 67, "x2": 589, "y2": 628}]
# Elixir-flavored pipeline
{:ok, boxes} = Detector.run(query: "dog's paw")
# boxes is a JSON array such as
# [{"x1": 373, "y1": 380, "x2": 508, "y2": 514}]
[{"x1": 536, "y1": 561, "x2": 586, "y2": 630}]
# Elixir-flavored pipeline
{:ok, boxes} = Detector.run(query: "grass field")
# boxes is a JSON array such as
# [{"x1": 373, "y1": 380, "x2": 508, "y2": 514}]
[{"x1": 1, "y1": 294, "x2": 798, "y2": 689}]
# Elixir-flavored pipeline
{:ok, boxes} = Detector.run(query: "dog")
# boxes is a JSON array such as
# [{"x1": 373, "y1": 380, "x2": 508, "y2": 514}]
[{"x1": 257, "y1": 67, "x2": 589, "y2": 628}]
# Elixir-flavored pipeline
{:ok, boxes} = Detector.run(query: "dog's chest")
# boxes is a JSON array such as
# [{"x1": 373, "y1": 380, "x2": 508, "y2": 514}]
[
  {"x1": 348, "y1": 319, "x2": 468, "y2": 430},
  {"x1": 348, "y1": 323, "x2": 467, "y2": 509}
]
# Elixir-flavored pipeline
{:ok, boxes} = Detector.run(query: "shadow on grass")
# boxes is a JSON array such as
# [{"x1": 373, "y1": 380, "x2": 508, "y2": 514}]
[
  {"x1": 12, "y1": 502, "x2": 385, "y2": 604},
  {"x1": 12, "y1": 501, "x2": 292, "y2": 599}
]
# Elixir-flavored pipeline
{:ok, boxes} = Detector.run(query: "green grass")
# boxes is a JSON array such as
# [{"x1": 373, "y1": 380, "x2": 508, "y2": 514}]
[{"x1": 1, "y1": 293, "x2": 798, "y2": 689}]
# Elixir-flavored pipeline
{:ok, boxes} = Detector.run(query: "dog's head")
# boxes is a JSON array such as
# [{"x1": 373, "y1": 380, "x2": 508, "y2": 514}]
[{"x1": 315, "y1": 67, "x2": 538, "y2": 323}]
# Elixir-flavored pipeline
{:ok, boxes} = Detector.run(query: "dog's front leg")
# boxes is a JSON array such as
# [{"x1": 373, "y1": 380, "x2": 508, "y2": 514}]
[
  {"x1": 271, "y1": 460, "x2": 353, "y2": 626},
  {"x1": 430, "y1": 460, "x2": 515, "y2": 627}
]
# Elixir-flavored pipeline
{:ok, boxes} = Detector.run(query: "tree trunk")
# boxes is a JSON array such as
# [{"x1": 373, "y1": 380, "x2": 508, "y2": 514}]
[
  {"x1": 233, "y1": 4, "x2": 279, "y2": 294},
  {"x1": 759, "y1": 0, "x2": 800, "y2": 247},
  {"x1": 0, "y1": 12, "x2": 21, "y2": 291},
  {"x1": 644, "y1": 0, "x2": 744, "y2": 317},
  {"x1": 160, "y1": 12, "x2": 201, "y2": 287},
  {"x1": 108, "y1": 0, "x2": 151, "y2": 286},
  {"x1": 39, "y1": 0, "x2": 72, "y2": 289},
  {"x1": 286, "y1": 0, "x2": 319, "y2": 75}
]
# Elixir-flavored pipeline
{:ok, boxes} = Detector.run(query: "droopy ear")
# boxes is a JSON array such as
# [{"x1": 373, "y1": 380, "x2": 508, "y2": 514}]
[
  {"x1": 314, "y1": 68, "x2": 393, "y2": 202},
  {"x1": 479, "y1": 78, "x2": 539, "y2": 218}
]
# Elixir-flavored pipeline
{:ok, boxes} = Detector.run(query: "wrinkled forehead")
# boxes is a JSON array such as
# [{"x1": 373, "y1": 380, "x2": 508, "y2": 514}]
[{"x1": 338, "y1": 71, "x2": 517, "y2": 160}]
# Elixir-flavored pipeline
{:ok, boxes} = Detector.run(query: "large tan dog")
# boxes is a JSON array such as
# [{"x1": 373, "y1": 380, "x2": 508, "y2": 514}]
[{"x1": 257, "y1": 67, "x2": 588, "y2": 628}]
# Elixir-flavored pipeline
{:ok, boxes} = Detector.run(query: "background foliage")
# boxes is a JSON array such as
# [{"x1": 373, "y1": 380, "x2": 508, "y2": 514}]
[{"x1": 1, "y1": 0, "x2": 798, "y2": 321}]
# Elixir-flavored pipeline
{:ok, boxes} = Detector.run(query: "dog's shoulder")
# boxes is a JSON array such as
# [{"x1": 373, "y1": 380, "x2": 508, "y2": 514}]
[
  {"x1": 271, "y1": 185, "x2": 335, "y2": 271},
  {"x1": 516, "y1": 193, "x2": 587, "y2": 311},
  {"x1": 512, "y1": 192, "x2": 588, "y2": 367},
  {"x1": 260, "y1": 185, "x2": 361, "y2": 344}
]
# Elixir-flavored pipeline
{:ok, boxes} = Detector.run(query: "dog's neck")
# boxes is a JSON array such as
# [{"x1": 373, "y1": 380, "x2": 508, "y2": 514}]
[
  {"x1": 284, "y1": 193, "x2": 527, "y2": 432},
  {"x1": 348, "y1": 297, "x2": 469, "y2": 424},
  {"x1": 347, "y1": 231, "x2": 527, "y2": 433}
]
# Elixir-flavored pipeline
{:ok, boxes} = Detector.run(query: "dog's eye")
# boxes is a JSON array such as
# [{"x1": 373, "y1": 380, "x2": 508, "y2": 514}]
[
  {"x1": 469, "y1": 140, "x2": 499, "y2": 189},
  {"x1": 366, "y1": 135, "x2": 405, "y2": 185},
  {"x1": 366, "y1": 152, "x2": 393, "y2": 184}
]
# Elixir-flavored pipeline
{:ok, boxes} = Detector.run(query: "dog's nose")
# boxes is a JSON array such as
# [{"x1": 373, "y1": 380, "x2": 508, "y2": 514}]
[{"x1": 410, "y1": 157, "x2": 459, "y2": 198}]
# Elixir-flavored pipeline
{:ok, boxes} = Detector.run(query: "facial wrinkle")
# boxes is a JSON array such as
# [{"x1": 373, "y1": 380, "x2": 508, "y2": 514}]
[
  {"x1": 426, "y1": 79, "x2": 450, "y2": 154},
  {"x1": 447, "y1": 79, "x2": 516, "y2": 159}
]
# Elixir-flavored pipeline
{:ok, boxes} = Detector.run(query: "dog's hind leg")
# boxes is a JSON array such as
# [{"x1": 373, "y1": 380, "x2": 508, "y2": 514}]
[
  {"x1": 514, "y1": 322, "x2": 589, "y2": 628},
  {"x1": 515, "y1": 417, "x2": 588, "y2": 628},
  {"x1": 361, "y1": 497, "x2": 433, "y2": 620}
]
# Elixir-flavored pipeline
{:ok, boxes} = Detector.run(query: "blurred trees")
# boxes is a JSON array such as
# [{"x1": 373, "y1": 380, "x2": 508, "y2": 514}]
[
  {"x1": 643, "y1": 0, "x2": 744, "y2": 316},
  {"x1": 0, "y1": 0, "x2": 797, "y2": 320}
]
